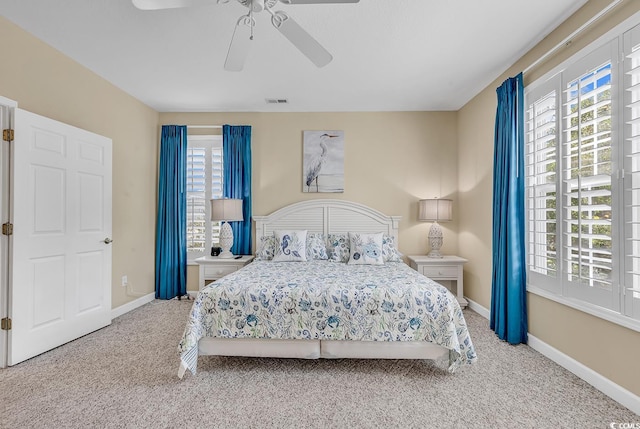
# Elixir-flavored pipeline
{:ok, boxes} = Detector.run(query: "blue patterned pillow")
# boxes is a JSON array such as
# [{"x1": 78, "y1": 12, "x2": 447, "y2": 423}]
[
  {"x1": 382, "y1": 234, "x2": 403, "y2": 262},
  {"x1": 255, "y1": 235, "x2": 276, "y2": 261},
  {"x1": 327, "y1": 233, "x2": 350, "y2": 263},
  {"x1": 347, "y1": 232, "x2": 384, "y2": 265},
  {"x1": 306, "y1": 233, "x2": 328, "y2": 260},
  {"x1": 273, "y1": 230, "x2": 308, "y2": 262}
]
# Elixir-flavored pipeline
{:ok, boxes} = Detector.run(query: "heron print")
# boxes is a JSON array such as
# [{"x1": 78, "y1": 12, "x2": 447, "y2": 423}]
[{"x1": 303, "y1": 130, "x2": 344, "y2": 193}]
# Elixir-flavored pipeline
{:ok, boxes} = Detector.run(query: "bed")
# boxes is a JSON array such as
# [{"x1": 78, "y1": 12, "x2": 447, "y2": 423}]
[{"x1": 178, "y1": 199, "x2": 477, "y2": 378}]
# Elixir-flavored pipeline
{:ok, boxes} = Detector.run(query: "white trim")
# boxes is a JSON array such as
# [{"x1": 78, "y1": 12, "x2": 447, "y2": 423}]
[
  {"x1": 0, "y1": 97, "x2": 17, "y2": 108},
  {"x1": 111, "y1": 293, "x2": 155, "y2": 320},
  {"x1": 528, "y1": 285, "x2": 640, "y2": 333},
  {"x1": 522, "y1": 0, "x2": 623, "y2": 74},
  {"x1": 528, "y1": 9, "x2": 640, "y2": 94},
  {"x1": 469, "y1": 300, "x2": 640, "y2": 415},
  {"x1": 187, "y1": 134, "x2": 222, "y2": 145},
  {"x1": 186, "y1": 125, "x2": 222, "y2": 129},
  {"x1": 466, "y1": 297, "x2": 490, "y2": 319},
  {"x1": 0, "y1": 101, "x2": 13, "y2": 368},
  {"x1": 527, "y1": 334, "x2": 640, "y2": 415}
]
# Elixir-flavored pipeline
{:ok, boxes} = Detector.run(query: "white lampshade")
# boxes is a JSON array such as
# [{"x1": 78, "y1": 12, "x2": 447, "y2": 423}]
[
  {"x1": 210, "y1": 198, "x2": 243, "y2": 259},
  {"x1": 418, "y1": 198, "x2": 453, "y2": 222},
  {"x1": 418, "y1": 198, "x2": 452, "y2": 258},
  {"x1": 210, "y1": 198, "x2": 244, "y2": 222}
]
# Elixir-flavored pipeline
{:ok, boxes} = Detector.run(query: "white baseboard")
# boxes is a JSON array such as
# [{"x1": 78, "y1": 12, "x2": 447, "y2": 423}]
[
  {"x1": 527, "y1": 334, "x2": 640, "y2": 415},
  {"x1": 466, "y1": 297, "x2": 490, "y2": 319},
  {"x1": 465, "y1": 297, "x2": 640, "y2": 415},
  {"x1": 111, "y1": 292, "x2": 155, "y2": 320}
]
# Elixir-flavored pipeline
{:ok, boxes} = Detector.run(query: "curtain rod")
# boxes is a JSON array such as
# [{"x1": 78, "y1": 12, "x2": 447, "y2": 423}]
[
  {"x1": 523, "y1": 0, "x2": 623, "y2": 75},
  {"x1": 187, "y1": 125, "x2": 223, "y2": 129}
]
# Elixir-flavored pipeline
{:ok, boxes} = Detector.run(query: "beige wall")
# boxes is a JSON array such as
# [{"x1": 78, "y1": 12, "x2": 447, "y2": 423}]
[
  {"x1": 0, "y1": 17, "x2": 160, "y2": 308},
  {"x1": 457, "y1": 0, "x2": 640, "y2": 395},
  {"x1": 160, "y1": 112, "x2": 459, "y2": 290}
]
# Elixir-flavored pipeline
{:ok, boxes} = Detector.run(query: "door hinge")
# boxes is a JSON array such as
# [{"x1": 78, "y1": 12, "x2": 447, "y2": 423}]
[
  {"x1": 1, "y1": 317, "x2": 11, "y2": 331},
  {"x1": 2, "y1": 223, "x2": 13, "y2": 236},
  {"x1": 2, "y1": 129, "x2": 13, "y2": 142}
]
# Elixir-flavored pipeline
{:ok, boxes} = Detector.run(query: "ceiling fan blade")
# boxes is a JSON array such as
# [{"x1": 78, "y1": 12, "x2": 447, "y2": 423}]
[
  {"x1": 131, "y1": 0, "x2": 214, "y2": 10},
  {"x1": 279, "y1": 0, "x2": 359, "y2": 4},
  {"x1": 224, "y1": 15, "x2": 254, "y2": 72},
  {"x1": 271, "y1": 12, "x2": 332, "y2": 68}
]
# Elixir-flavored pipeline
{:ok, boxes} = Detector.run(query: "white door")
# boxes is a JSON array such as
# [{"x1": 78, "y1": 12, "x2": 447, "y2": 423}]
[{"x1": 9, "y1": 108, "x2": 112, "y2": 365}]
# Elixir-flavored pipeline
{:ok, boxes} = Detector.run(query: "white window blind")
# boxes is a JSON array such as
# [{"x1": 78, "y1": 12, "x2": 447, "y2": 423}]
[{"x1": 186, "y1": 135, "x2": 223, "y2": 260}]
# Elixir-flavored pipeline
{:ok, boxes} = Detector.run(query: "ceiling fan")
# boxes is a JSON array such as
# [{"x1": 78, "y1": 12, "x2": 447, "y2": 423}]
[{"x1": 132, "y1": 0, "x2": 359, "y2": 71}]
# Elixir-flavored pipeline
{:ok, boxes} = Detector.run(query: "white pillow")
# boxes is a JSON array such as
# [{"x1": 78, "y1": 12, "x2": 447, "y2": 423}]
[
  {"x1": 273, "y1": 230, "x2": 308, "y2": 262},
  {"x1": 347, "y1": 232, "x2": 384, "y2": 265}
]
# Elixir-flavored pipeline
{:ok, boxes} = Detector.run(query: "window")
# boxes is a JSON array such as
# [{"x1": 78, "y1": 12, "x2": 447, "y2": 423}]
[
  {"x1": 525, "y1": 21, "x2": 640, "y2": 328},
  {"x1": 186, "y1": 135, "x2": 223, "y2": 261}
]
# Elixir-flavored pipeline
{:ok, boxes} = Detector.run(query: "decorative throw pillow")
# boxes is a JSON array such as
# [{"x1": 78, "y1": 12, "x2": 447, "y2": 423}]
[
  {"x1": 306, "y1": 233, "x2": 328, "y2": 260},
  {"x1": 382, "y1": 234, "x2": 403, "y2": 262},
  {"x1": 347, "y1": 232, "x2": 384, "y2": 265},
  {"x1": 273, "y1": 230, "x2": 308, "y2": 262},
  {"x1": 255, "y1": 235, "x2": 276, "y2": 261},
  {"x1": 327, "y1": 233, "x2": 350, "y2": 263}
]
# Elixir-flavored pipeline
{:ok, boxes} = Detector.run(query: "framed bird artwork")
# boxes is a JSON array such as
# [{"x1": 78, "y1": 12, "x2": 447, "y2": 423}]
[{"x1": 302, "y1": 130, "x2": 344, "y2": 193}]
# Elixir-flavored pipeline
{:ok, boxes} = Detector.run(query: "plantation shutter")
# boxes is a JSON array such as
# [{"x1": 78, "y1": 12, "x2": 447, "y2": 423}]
[
  {"x1": 525, "y1": 79, "x2": 561, "y2": 293},
  {"x1": 525, "y1": 22, "x2": 640, "y2": 323},
  {"x1": 561, "y1": 40, "x2": 620, "y2": 309},
  {"x1": 186, "y1": 136, "x2": 223, "y2": 260},
  {"x1": 623, "y1": 24, "x2": 640, "y2": 319},
  {"x1": 211, "y1": 144, "x2": 223, "y2": 243},
  {"x1": 187, "y1": 145, "x2": 207, "y2": 254}
]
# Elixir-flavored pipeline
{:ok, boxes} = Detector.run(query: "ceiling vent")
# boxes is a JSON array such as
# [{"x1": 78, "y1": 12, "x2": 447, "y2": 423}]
[{"x1": 266, "y1": 98, "x2": 288, "y2": 104}]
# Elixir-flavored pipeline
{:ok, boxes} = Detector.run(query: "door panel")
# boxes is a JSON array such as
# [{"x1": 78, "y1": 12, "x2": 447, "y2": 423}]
[{"x1": 9, "y1": 108, "x2": 112, "y2": 365}]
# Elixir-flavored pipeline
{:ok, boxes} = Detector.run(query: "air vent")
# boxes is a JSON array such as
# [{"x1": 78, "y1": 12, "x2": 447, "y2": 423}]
[{"x1": 265, "y1": 98, "x2": 288, "y2": 104}]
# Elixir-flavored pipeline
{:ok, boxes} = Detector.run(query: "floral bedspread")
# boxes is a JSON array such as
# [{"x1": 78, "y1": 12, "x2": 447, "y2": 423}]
[{"x1": 178, "y1": 260, "x2": 477, "y2": 375}]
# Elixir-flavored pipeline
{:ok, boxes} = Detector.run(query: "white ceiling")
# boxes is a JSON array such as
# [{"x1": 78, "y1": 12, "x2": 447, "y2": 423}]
[{"x1": 1, "y1": 0, "x2": 588, "y2": 112}]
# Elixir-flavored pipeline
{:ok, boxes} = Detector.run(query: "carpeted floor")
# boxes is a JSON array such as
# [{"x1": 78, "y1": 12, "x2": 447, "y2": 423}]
[{"x1": 1, "y1": 299, "x2": 637, "y2": 428}]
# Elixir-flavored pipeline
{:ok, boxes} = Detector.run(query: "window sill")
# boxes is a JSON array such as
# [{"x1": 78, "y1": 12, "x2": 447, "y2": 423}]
[{"x1": 527, "y1": 285, "x2": 640, "y2": 333}]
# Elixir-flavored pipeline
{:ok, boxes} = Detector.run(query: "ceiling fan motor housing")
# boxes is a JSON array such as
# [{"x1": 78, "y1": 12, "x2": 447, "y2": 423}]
[{"x1": 237, "y1": 0, "x2": 277, "y2": 12}]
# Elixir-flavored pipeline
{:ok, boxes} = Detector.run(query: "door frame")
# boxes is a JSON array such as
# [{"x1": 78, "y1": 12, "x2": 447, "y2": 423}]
[{"x1": 0, "y1": 96, "x2": 17, "y2": 369}]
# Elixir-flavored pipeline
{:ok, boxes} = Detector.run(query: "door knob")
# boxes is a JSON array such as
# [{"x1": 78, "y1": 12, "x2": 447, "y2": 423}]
[{"x1": 103, "y1": 238, "x2": 113, "y2": 244}]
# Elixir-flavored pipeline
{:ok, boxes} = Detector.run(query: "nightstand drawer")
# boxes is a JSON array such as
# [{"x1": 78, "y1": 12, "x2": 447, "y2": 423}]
[
  {"x1": 420, "y1": 265, "x2": 459, "y2": 278},
  {"x1": 195, "y1": 255, "x2": 254, "y2": 291},
  {"x1": 203, "y1": 264, "x2": 239, "y2": 279}
]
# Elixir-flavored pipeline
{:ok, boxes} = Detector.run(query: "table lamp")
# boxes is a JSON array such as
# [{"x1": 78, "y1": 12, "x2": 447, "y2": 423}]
[
  {"x1": 418, "y1": 198, "x2": 453, "y2": 258},
  {"x1": 210, "y1": 198, "x2": 244, "y2": 259}
]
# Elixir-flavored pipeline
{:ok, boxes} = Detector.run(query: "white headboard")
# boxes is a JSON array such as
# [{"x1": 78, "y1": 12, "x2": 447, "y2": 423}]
[{"x1": 253, "y1": 199, "x2": 400, "y2": 244}]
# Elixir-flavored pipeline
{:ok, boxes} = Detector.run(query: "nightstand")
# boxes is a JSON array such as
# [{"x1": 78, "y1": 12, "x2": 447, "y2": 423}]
[
  {"x1": 407, "y1": 255, "x2": 468, "y2": 308},
  {"x1": 194, "y1": 255, "x2": 254, "y2": 291}
]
